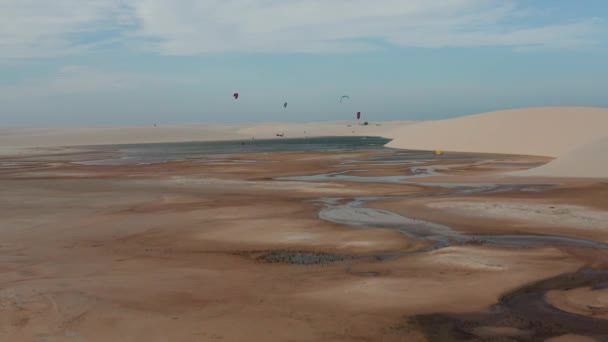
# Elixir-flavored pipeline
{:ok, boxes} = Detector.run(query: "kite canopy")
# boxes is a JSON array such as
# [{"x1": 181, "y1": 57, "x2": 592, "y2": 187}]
[
  {"x1": 356, "y1": 111, "x2": 361, "y2": 120},
  {"x1": 340, "y1": 95, "x2": 350, "y2": 103},
  {"x1": 233, "y1": 93, "x2": 239, "y2": 100},
  {"x1": 284, "y1": 102, "x2": 288, "y2": 108}
]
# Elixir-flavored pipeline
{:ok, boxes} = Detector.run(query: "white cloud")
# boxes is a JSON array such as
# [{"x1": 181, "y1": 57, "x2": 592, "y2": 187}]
[
  {"x1": 0, "y1": 65, "x2": 198, "y2": 100},
  {"x1": 0, "y1": 0, "x2": 605, "y2": 58},
  {"x1": 121, "y1": 0, "x2": 607, "y2": 54},
  {"x1": 0, "y1": 0, "x2": 135, "y2": 58}
]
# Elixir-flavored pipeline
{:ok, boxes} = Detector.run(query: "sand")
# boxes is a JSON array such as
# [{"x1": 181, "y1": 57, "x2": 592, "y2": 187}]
[
  {"x1": 367, "y1": 180, "x2": 608, "y2": 244},
  {"x1": 386, "y1": 107, "x2": 608, "y2": 179},
  {"x1": 3, "y1": 149, "x2": 602, "y2": 341},
  {"x1": 0, "y1": 121, "x2": 415, "y2": 156},
  {"x1": 546, "y1": 286, "x2": 608, "y2": 320},
  {"x1": 427, "y1": 200, "x2": 608, "y2": 231},
  {"x1": 0, "y1": 125, "x2": 240, "y2": 154},
  {"x1": 514, "y1": 136, "x2": 608, "y2": 178},
  {"x1": 2, "y1": 106, "x2": 606, "y2": 179},
  {"x1": 386, "y1": 107, "x2": 608, "y2": 157},
  {"x1": 237, "y1": 120, "x2": 411, "y2": 140},
  {"x1": 3, "y1": 144, "x2": 608, "y2": 340}
]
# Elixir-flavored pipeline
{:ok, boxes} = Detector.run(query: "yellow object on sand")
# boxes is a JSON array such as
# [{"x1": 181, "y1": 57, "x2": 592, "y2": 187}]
[{"x1": 434, "y1": 150, "x2": 443, "y2": 155}]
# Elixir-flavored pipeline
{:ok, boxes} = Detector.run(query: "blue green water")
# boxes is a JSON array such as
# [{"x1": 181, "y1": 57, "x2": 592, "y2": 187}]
[{"x1": 81, "y1": 136, "x2": 392, "y2": 165}]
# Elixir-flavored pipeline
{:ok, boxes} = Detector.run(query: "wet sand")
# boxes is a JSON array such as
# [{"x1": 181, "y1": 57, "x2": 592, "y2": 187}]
[
  {"x1": 410, "y1": 269, "x2": 608, "y2": 341},
  {"x1": 1, "y1": 147, "x2": 607, "y2": 341}
]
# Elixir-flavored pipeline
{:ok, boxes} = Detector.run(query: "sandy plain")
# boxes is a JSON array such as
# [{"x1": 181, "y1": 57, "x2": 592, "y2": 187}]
[{"x1": 1, "y1": 144, "x2": 607, "y2": 342}]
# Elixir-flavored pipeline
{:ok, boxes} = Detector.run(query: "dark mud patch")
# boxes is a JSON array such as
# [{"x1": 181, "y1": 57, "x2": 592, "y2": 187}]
[
  {"x1": 236, "y1": 249, "x2": 403, "y2": 265},
  {"x1": 407, "y1": 269, "x2": 608, "y2": 341},
  {"x1": 253, "y1": 250, "x2": 356, "y2": 265},
  {"x1": 349, "y1": 271, "x2": 383, "y2": 277},
  {"x1": 250, "y1": 250, "x2": 395, "y2": 265}
]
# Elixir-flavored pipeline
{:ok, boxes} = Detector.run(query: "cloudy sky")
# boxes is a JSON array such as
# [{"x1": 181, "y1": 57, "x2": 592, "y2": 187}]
[{"x1": 1, "y1": 0, "x2": 607, "y2": 126}]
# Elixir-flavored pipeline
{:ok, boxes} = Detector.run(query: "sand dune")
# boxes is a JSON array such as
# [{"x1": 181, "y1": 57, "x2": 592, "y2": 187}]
[
  {"x1": 387, "y1": 107, "x2": 608, "y2": 157},
  {"x1": 386, "y1": 107, "x2": 608, "y2": 179},
  {"x1": 515, "y1": 136, "x2": 608, "y2": 178}
]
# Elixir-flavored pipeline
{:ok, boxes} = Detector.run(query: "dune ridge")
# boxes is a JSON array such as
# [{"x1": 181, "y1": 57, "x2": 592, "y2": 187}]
[
  {"x1": 386, "y1": 107, "x2": 608, "y2": 157},
  {"x1": 386, "y1": 107, "x2": 608, "y2": 178},
  {"x1": 514, "y1": 136, "x2": 608, "y2": 178}
]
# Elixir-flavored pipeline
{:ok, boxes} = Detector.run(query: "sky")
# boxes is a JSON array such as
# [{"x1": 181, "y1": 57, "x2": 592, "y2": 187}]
[{"x1": 1, "y1": 0, "x2": 608, "y2": 126}]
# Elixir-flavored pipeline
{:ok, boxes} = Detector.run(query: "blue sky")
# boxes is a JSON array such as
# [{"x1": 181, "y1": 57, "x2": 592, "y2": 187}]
[{"x1": 1, "y1": 0, "x2": 607, "y2": 126}]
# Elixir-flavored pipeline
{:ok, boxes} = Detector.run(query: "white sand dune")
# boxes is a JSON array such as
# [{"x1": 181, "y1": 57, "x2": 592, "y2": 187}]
[
  {"x1": 514, "y1": 136, "x2": 608, "y2": 178},
  {"x1": 387, "y1": 107, "x2": 608, "y2": 157},
  {"x1": 386, "y1": 107, "x2": 608, "y2": 179}
]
